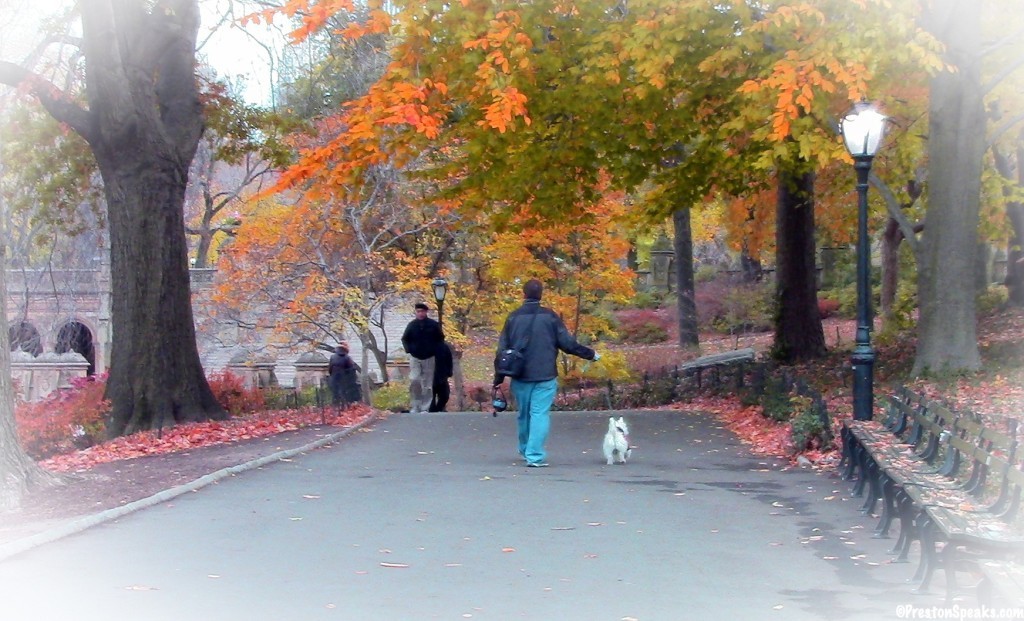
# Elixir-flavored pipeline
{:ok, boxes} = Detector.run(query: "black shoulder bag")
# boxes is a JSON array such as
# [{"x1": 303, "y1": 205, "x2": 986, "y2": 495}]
[{"x1": 495, "y1": 307, "x2": 539, "y2": 378}]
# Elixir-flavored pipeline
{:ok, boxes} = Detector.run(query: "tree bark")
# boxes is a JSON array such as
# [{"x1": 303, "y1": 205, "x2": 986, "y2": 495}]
[
  {"x1": 773, "y1": 165, "x2": 826, "y2": 362},
  {"x1": 672, "y1": 207, "x2": 699, "y2": 348},
  {"x1": 880, "y1": 218, "x2": 902, "y2": 321},
  {"x1": 98, "y1": 154, "x2": 225, "y2": 435},
  {"x1": 0, "y1": 252, "x2": 60, "y2": 510},
  {"x1": 0, "y1": 0, "x2": 227, "y2": 436},
  {"x1": 913, "y1": 0, "x2": 984, "y2": 375},
  {"x1": 1008, "y1": 200, "x2": 1024, "y2": 306},
  {"x1": 994, "y1": 138, "x2": 1024, "y2": 306},
  {"x1": 740, "y1": 247, "x2": 763, "y2": 282}
]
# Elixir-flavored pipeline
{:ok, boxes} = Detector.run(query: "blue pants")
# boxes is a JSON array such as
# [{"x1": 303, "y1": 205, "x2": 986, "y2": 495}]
[{"x1": 510, "y1": 378, "x2": 558, "y2": 465}]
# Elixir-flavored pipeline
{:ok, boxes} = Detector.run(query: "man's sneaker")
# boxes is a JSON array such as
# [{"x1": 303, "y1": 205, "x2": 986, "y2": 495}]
[{"x1": 526, "y1": 462, "x2": 549, "y2": 468}]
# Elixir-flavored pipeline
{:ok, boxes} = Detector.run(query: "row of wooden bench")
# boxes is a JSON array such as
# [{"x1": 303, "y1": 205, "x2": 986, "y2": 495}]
[{"x1": 840, "y1": 387, "x2": 1024, "y2": 604}]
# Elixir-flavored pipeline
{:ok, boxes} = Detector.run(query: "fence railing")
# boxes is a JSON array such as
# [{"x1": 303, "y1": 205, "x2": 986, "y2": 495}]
[{"x1": 551, "y1": 356, "x2": 834, "y2": 450}]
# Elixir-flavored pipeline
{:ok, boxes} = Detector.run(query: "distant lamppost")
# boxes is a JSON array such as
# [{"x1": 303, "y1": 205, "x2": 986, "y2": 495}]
[
  {"x1": 840, "y1": 101, "x2": 887, "y2": 421},
  {"x1": 432, "y1": 277, "x2": 448, "y2": 330}
]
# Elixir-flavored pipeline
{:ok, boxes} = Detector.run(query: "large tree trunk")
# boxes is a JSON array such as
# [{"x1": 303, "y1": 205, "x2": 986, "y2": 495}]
[
  {"x1": 98, "y1": 153, "x2": 225, "y2": 436},
  {"x1": 672, "y1": 207, "x2": 698, "y2": 348},
  {"x1": 0, "y1": 1, "x2": 227, "y2": 436},
  {"x1": 880, "y1": 218, "x2": 902, "y2": 323},
  {"x1": 83, "y1": 0, "x2": 224, "y2": 436},
  {"x1": 773, "y1": 166, "x2": 826, "y2": 362},
  {"x1": 995, "y1": 138, "x2": 1024, "y2": 306},
  {"x1": 913, "y1": 0, "x2": 984, "y2": 375},
  {"x1": 1008, "y1": 201, "x2": 1024, "y2": 306},
  {"x1": 0, "y1": 252, "x2": 60, "y2": 510}
]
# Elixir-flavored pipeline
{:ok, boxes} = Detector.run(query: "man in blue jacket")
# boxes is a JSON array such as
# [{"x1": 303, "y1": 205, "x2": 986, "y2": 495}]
[{"x1": 494, "y1": 279, "x2": 599, "y2": 467}]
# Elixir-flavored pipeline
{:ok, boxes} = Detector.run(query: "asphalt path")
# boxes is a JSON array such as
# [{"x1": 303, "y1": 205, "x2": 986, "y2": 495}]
[{"x1": 0, "y1": 410, "x2": 943, "y2": 620}]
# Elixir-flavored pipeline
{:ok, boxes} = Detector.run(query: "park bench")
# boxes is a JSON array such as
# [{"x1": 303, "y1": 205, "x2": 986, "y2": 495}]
[
  {"x1": 679, "y1": 347, "x2": 755, "y2": 388},
  {"x1": 840, "y1": 388, "x2": 929, "y2": 515},
  {"x1": 978, "y1": 560, "x2": 1024, "y2": 607},
  {"x1": 914, "y1": 430, "x2": 1022, "y2": 600},
  {"x1": 839, "y1": 388, "x2": 1024, "y2": 602},
  {"x1": 839, "y1": 386, "x2": 916, "y2": 481}
]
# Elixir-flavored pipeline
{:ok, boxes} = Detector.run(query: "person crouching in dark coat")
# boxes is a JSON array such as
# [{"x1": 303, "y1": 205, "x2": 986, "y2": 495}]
[{"x1": 328, "y1": 343, "x2": 361, "y2": 406}]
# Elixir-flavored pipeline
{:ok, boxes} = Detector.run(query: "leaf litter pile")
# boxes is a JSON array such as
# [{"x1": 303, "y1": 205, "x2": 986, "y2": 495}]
[{"x1": 40, "y1": 404, "x2": 376, "y2": 473}]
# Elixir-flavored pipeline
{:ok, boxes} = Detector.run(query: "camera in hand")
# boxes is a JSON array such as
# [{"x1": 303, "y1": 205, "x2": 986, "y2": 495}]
[{"x1": 491, "y1": 387, "x2": 507, "y2": 416}]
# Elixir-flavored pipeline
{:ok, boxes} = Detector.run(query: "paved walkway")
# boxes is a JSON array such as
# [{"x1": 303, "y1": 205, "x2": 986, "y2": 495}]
[{"x1": 0, "y1": 410, "x2": 944, "y2": 620}]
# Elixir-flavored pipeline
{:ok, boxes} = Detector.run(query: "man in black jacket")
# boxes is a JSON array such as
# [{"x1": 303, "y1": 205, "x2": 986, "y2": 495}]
[
  {"x1": 402, "y1": 302, "x2": 445, "y2": 414},
  {"x1": 493, "y1": 279, "x2": 599, "y2": 467}
]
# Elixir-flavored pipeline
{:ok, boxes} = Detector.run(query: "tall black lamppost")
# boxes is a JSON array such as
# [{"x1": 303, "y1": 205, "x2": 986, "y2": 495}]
[
  {"x1": 840, "y1": 101, "x2": 887, "y2": 421},
  {"x1": 432, "y1": 277, "x2": 448, "y2": 331}
]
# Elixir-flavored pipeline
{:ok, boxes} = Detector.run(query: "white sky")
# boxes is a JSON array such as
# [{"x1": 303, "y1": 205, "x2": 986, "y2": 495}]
[{"x1": 0, "y1": 0, "x2": 287, "y2": 106}]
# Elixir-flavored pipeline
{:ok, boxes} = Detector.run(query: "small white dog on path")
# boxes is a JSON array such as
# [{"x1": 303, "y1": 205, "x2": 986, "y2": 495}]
[{"x1": 603, "y1": 416, "x2": 632, "y2": 465}]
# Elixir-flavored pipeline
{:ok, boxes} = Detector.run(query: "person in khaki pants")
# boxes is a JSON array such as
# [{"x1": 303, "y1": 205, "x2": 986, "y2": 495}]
[{"x1": 401, "y1": 302, "x2": 445, "y2": 414}]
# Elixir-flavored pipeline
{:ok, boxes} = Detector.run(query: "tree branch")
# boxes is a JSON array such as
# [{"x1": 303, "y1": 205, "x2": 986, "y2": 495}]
[
  {"x1": 981, "y1": 25, "x2": 1024, "y2": 58},
  {"x1": 988, "y1": 111, "x2": 1024, "y2": 147},
  {"x1": 982, "y1": 51, "x2": 1024, "y2": 96},
  {"x1": 870, "y1": 170, "x2": 922, "y2": 257},
  {"x1": 0, "y1": 61, "x2": 95, "y2": 143}
]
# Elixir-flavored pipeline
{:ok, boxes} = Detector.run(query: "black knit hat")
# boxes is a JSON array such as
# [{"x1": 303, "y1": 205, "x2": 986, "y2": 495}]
[{"x1": 523, "y1": 279, "x2": 543, "y2": 300}]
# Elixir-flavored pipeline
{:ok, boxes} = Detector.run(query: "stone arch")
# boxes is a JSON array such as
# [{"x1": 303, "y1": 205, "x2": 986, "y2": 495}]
[
  {"x1": 55, "y1": 320, "x2": 96, "y2": 376},
  {"x1": 8, "y1": 320, "x2": 42, "y2": 356}
]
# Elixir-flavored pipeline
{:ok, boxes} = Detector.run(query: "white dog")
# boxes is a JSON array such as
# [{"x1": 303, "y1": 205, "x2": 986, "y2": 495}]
[{"x1": 603, "y1": 416, "x2": 632, "y2": 465}]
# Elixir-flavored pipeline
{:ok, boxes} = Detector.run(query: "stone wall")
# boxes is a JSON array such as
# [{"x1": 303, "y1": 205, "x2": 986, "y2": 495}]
[
  {"x1": 9, "y1": 351, "x2": 90, "y2": 402},
  {"x1": 7, "y1": 266, "x2": 430, "y2": 399}
]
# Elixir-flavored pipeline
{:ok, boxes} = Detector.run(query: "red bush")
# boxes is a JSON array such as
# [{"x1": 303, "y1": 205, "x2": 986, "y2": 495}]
[
  {"x1": 818, "y1": 298, "x2": 840, "y2": 319},
  {"x1": 207, "y1": 370, "x2": 266, "y2": 416},
  {"x1": 616, "y1": 309, "x2": 671, "y2": 344},
  {"x1": 15, "y1": 374, "x2": 111, "y2": 459},
  {"x1": 694, "y1": 280, "x2": 730, "y2": 329}
]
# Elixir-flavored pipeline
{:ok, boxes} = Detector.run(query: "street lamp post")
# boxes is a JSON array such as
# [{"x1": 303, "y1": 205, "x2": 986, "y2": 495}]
[
  {"x1": 840, "y1": 101, "x2": 887, "y2": 421},
  {"x1": 432, "y1": 277, "x2": 448, "y2": 331}
]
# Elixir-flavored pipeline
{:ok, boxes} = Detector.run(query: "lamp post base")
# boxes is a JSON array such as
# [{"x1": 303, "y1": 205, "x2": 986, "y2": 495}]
[{"x1": 852, "y1": 345, "x2": 875, "y2": 421}]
